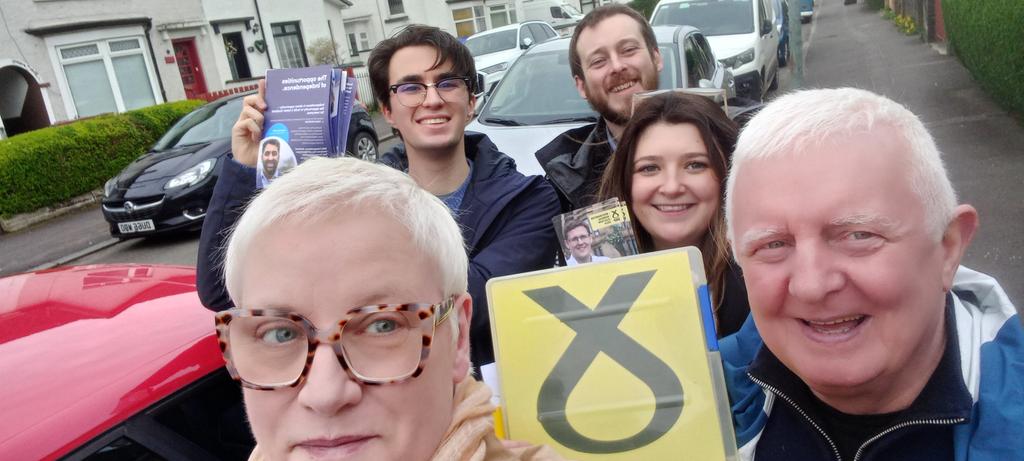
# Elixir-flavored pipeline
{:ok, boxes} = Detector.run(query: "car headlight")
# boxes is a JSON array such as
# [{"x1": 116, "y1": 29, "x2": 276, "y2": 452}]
[
  {"x1": 720, "y1": 48, "x2": 755, "y2": 69},
  {"x1": 164, "y1": 158, "x2": 216, "y2": 190},
  {"x1": 480, "y1": 62, "x2": 508, "y2": 74},
  {"x1": 104, "y1": 177, "x2": 118, "y2": 197}
]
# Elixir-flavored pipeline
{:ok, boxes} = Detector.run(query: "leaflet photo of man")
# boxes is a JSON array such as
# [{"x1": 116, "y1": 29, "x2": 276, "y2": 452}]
[{"x1": 563, "y1": 219, "x2": 609, "y2": 266}]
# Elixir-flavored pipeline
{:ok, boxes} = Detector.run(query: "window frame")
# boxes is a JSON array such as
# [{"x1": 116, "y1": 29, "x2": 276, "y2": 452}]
[
  {"x1": 51, "y1": 33, "x2": 161, "y2": 119},
  {"x1": 270, "y1": 21, "x2": 309, "y2": 69}
]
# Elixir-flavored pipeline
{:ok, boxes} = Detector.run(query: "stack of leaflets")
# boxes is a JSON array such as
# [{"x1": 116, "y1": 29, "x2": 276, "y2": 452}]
[
  {"x1": 485, "y1": 247, "x2": 738, "y2": 460},
  {"x1": 257, "y1": 65, "x2": 356, "y2": 188},
  {"x1": 553, "y1": 198, "x2": 639, "y2": 266}
]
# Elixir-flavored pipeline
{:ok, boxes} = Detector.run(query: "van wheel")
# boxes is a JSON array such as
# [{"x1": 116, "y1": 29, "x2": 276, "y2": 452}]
[{"x1": 768, "y1": 71, "x2": 779, "y2": 92}]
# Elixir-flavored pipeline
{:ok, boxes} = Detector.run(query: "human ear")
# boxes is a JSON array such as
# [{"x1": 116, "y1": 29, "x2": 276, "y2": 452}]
[
  {"x1": 451, "y1": 293, "x2": 473, "y2": 383},
  {"x1": 940, "y1": 204, "x2": 979, "y2": 291},
  {"x1": 574, "y1": 75, "x2": 588, "y2": 100}
]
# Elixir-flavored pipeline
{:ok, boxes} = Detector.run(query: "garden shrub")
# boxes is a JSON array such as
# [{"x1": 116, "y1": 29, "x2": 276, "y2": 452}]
[
  {"x1": 943, "y1": 0, "x2": 1024, "y2": 116},
  {"x1": 0, "y1": 99, "x2": 204, "y2": 217}
]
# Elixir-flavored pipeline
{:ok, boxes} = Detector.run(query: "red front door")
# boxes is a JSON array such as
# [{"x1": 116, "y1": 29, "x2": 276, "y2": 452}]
[
  {"x1": 173, "y1": 38, "x2": 208, "y2": 99},
  {"x1": 933, "y1": 0, "x2": 947, "y2": 42}
]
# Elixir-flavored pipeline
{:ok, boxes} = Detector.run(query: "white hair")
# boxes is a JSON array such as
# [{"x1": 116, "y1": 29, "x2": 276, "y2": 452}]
[
  {"x1": 725, "y1": 87, "x2": 957, "y2": 245},
  {"x1": 223, "y1": 157, "x2": 468, "y2": 331}
]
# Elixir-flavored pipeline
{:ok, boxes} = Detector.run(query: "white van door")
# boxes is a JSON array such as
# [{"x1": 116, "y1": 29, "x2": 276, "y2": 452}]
[{"x1": 756, "y1": 0, "x2": 779, "y2": 90}]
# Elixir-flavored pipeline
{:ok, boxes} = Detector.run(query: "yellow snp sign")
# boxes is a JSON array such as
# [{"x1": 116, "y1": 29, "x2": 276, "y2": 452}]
[{"x1": 486, "y1": 248, "x2": 737, "y2": 460}]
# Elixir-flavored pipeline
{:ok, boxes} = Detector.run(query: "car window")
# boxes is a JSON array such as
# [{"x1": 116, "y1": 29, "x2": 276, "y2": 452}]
[
  {"x1": 527, "y1": 24, "x2": 550, "y2": 44},
  {"x1": 695, "y1": 34, "x2": 718, "y2": 78},
  {"x1": 519, "y1": 25, "x2": 537, "y2": 47},
  {"x1": 651, "y1": 0, "x2": 755, "y2": 36},
  {"x1": 152, "y1": 97, "x2": 243, "y2": 151},
  {"x1": 465, "y1": 29, "x2": 518, "y2": 56},
  {"x1": 540, "y1": 23, "x2": 557, "y2": 40},
  {"x1": 683, "y1": 38, "x2": 703, "y2": 86},
  {"x1": 758, "y1": 0, "x2": 771, "y2": 32},
  {"x1": 658, "y1": 44, "x2": 680, "y2": 89}
]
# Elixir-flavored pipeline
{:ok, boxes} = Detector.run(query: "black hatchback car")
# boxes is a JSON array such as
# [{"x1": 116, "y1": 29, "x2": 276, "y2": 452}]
[{"x1": 101, "y1": 93, "x2": 378, "y2": 239}]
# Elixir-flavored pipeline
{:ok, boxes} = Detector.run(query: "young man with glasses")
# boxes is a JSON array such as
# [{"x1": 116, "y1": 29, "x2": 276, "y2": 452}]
[
  {"x1": 197, "y1": 25, "x2": 560, "y2": 371},
  {"x1": 217, "y1": 157, "x2": 561, "y2": 460}
]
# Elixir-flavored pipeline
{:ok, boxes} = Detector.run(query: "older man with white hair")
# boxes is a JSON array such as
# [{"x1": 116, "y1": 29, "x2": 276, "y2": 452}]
[
  {"x1": 720, "y1": 88, "x2": 1023, "y2": 461},
  {"x1": 214, "y1": 157, "x2": 561, "y2": 461}
]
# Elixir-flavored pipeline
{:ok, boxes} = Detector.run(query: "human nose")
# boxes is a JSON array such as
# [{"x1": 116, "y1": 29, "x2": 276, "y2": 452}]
[
  {"x1": 420, "y1": 84, "x2": 445, "y2": 108},
  {"x1": 297, "y1": 343, "x2": 363, "y2": 415},
  {"x1": 656, "y1": 168, "x2": 686, "y2": 196},
  {"x1": 787, "y1": 242, "x2": 845, "y2": 303}
]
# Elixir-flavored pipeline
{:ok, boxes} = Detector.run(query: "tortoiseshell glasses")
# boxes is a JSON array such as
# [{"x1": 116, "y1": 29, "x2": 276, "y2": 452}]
[{"x1": 214, "y1": 298, "x2": 454, "y2": 389}]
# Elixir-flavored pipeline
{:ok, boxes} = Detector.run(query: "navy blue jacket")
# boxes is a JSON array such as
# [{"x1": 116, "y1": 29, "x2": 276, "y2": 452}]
[{"x1": 197, "y1": 132, "x2": 561, "y2": 368}]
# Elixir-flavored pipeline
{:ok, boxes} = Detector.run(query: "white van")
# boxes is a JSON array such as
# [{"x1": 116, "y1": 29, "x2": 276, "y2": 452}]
[
  {"x1": 651, "y1": 0, "x2": 779, "y2": 101},
  {"x1": 520, "y1": 0, "x2": 584, "y2": 36}
]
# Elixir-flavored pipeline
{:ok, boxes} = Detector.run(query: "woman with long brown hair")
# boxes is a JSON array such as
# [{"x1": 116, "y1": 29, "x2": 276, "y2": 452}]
[{"x1": 598, "y1": 92, "x2": 748, "y2": 337}]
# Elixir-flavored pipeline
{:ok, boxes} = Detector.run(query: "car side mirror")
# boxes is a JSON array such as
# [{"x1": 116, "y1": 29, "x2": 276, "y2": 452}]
[
  {"x1": 698, "y1": 78, "x2": 713, "y2": 89},
  {"x1": 761, "y1": 19, "x2": 773, "y2": 35},
  {"x1": 521, "y1": 37, "x2": 534, "y2": 49}
]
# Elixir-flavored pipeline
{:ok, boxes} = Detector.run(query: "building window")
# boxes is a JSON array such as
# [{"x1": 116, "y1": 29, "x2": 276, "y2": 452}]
[
  {"x1": 347, "y1": 31, "x2": 370, "y2": 57},
  {"x1": 271, "y1": 22, "x2": 309, "y2": 69},
  {"x1": 223, "y1": 32, "x2": 252, "y2": 80},
  {"x1": 489, "y1": 4, "x2": 517, "y2": 28},
  {"x1": 57, "y1": 37, "x2": 157, "y2": 117},
  {"x1": 452, "y1": 6, "x2": 487, "y2": 38},
  {"x1": 388, "y1": 0, "x2": 404, "y2": 16}
]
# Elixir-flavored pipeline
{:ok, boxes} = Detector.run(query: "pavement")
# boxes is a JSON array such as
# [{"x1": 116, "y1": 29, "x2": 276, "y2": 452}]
[{"x1": 3, "y1": 2, "x2": 1022, "y2": 305}]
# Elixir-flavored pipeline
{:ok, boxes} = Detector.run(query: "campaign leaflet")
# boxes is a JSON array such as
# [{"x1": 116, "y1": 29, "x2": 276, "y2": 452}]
[
  {"x1": 257, "y1": 65, "x2": 357, "y2": 188},
  {"x1": 553, "y1": 197, "x2": 639, "y2": 266}
]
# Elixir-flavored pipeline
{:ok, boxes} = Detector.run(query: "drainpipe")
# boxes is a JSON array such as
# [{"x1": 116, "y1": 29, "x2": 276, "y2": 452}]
[
  {"x1": 253, "y1": 0, "x2": 274, "y2": 69},
  {"x1": 142, "y1": 20, "x2": 168, "y2": 102}
]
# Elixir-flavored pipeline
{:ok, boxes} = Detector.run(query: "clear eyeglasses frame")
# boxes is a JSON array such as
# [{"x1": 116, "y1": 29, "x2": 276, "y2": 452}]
[
  {"x1": 214, "y1": 297, "x2": 455, "y2": 390},
  {"x1": 388, "y1": 76, "x2": 474, "y2": 108}
]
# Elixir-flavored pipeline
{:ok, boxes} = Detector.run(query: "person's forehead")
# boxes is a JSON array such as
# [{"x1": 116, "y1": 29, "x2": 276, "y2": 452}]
[
  {"x1": 567, "y1": 226, "x2": 588, "y2": 236},
  {"x1": 388, "y1": 45, "x2": 454, "y2": 83},
  {"x1": 576, "y1": 14, "x2": 647, "y2": 56}
]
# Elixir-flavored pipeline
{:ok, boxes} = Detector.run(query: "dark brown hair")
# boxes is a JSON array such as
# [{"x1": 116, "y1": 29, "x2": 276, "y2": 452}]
[
  {"x1": 597, "y1": 92, "x2": 738, "y2": 310},
  {"x1": 368, "y1": 25, "x2": 477, "y2": 111},
  {"x1": 569, "y1": 4, "x2": 658, "y2": 81}
]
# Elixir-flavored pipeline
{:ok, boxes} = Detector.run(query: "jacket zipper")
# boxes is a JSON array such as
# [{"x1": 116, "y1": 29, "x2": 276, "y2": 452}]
[
  {"x1": 851, "y1": 417, "x2": 966, "y2": 461},
  {"x1": 748, "y1": 373, "x2": 843, "y2": 461}
]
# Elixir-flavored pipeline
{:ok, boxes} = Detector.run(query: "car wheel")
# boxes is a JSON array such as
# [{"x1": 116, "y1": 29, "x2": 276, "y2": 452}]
[
  {"x1": 768, "y1": 70, "x2": 779, "y2": 92},
  {"x1": 352, "y1": 131, "x2": 378, "y2": 163}
]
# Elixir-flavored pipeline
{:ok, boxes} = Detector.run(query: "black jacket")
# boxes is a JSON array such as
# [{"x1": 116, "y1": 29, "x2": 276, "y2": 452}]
[
  {"x1": 197, "y1": 132, "x2": 561, "y2": 368},
  {"x1": 534, "y1": 120, "x2": 614, "y2": 212}
]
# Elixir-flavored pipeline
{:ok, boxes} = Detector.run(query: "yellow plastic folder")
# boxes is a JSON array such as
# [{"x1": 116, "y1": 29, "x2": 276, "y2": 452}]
[{"x1": 486, "y1": 248, "x2": 737, "y2": 460}]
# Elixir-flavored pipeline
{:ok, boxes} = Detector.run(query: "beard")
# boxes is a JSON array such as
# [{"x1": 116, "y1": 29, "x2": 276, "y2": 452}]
[{"x1": 584, "y1": 64, "x2": 660, "y2": 127}]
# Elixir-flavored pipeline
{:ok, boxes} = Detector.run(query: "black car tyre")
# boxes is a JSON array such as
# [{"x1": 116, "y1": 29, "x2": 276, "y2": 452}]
[{"x1": 352, "y1": 131, "x2": 378, "y2": 163}]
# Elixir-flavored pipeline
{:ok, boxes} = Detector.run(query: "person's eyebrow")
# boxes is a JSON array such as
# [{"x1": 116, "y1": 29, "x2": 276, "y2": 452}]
[
  {"x1": 394, "y1": 74, "x2": 425, "y2": 84},
  {"x1": 437, "y1": 71, "x2": 460, "y2": 80},
  {"x1": 633, "y1": 151, "x2": 708, "y2": 164},
  {"x1": 739, "y1": 227, "x2": 787, "y2": 250},
  {"x1": 828, "y1": 213, "x2": 901, "y2": 231}
]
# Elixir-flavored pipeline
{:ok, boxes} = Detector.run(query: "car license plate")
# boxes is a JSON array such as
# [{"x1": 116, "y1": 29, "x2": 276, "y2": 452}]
[{"x1": 118, "y1": 219, "x2": 155, "y2": 234}]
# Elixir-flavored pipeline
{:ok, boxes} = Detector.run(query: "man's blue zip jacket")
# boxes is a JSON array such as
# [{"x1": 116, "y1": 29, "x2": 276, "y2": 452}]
[
  {"x1": 719, "y1": 266, "x2": 1023, "y2": 461},
  {"x1": 196, "y1": 131, "x2": 561, "y2": 368}
]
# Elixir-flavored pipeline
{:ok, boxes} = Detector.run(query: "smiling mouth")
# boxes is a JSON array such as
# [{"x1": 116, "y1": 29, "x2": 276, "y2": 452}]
[
  {"x1": 802, "y1": 315, "x2": 867, "y2": 335},
  {"x1": 417, "y1": 116, "x2": 450, "y2": 125},
  {"x1": 653, "y1": 204, "x2": 693, "y2": 212},
  {"x1": 296, "y1": 435, "x2": 375, "y2": 457},
  {"x1": 610, "y1": 80, "x2": 638, "y2": 93}
]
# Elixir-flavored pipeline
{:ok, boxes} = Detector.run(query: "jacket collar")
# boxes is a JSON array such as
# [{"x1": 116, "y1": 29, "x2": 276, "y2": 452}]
[
  {"x1": 748, "y1": 294, "x2": 974, "y2": 426},
  {"x1": 542, "y1": 118, "x2": 613, "y2": 208}
]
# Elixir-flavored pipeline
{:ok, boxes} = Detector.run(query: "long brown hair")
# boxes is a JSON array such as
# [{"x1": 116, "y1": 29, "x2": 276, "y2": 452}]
[{"x1": 598, "y1": 92, "x2": 738, "y2": 311}]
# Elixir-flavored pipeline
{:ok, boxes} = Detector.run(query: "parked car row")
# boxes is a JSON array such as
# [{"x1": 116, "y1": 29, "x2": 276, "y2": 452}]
[
  {"x1": 468, "y1": 25, "x2": 740, "y2": 176},
  {"x1": 100, "y1": 94, "x2": 379, "y2": 240}
]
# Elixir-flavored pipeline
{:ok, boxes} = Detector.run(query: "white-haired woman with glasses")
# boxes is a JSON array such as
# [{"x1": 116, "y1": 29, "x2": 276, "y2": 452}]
[{"x1": 216, "y1": 157, "x2": 561, "y2": 460}]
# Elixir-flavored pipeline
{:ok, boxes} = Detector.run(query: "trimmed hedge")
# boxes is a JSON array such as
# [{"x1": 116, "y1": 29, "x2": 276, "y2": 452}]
[
  {"x1": 0, "y1": 100, "x2": 204, "y2": 217},
  {"x1": 942, "y1": 0, "x2": 1024, "y2": 116}
]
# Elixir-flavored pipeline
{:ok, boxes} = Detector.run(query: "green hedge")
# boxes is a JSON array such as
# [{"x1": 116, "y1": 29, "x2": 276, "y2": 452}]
[
  {"x1": 942, "y1": 0, "x2": 1024, "y2": 116},
  {"x1": 0, "y1": 100, "x2": 204, "y2": 217}
]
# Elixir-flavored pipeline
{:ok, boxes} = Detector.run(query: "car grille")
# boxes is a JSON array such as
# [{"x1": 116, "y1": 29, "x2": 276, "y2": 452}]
[{"x1": 103, "y1": 196, "x2": 164, "y2": 221}]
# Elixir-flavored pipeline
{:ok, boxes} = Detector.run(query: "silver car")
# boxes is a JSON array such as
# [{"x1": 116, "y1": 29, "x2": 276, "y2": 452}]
[{"x1": 468, "y1": 25, "x2": 735, "y2": 176}]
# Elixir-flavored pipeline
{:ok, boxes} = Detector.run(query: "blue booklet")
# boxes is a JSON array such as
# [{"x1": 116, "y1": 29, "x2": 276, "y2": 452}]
[{"x1": 257, "y1": 65, "x2": 356, "y2": 188}]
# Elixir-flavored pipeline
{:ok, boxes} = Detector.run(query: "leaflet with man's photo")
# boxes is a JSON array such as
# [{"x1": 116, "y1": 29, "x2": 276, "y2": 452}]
[
  {"x1": 553, "y1": 198, "x2": 639, "y2": 266},
  {"x1": 257, "y1": 65, "x2": 357, "y2": 188}
]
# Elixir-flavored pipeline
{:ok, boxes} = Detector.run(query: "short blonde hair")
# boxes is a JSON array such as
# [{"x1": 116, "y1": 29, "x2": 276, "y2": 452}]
[{"x1": 223, "y1": 157, "x2": 469, "y2": 328}]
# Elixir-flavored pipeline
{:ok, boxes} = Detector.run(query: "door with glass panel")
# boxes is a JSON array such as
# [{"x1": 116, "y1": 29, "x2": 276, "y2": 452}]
[{"x1": 173, "y1": 38, "x2": 208, "y2": 99}]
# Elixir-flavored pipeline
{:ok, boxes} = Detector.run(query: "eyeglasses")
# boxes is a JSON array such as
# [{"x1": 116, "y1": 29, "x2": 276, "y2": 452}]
[
  {"x1": 214, "y1": 298, "x2": 455, "y2": 389},
  {"x1": 567, "y1": 234, "x2": 592, "y2": 243},
  {"x1": 388, "y1": 77, "x2": 473, "y2": 108}
]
